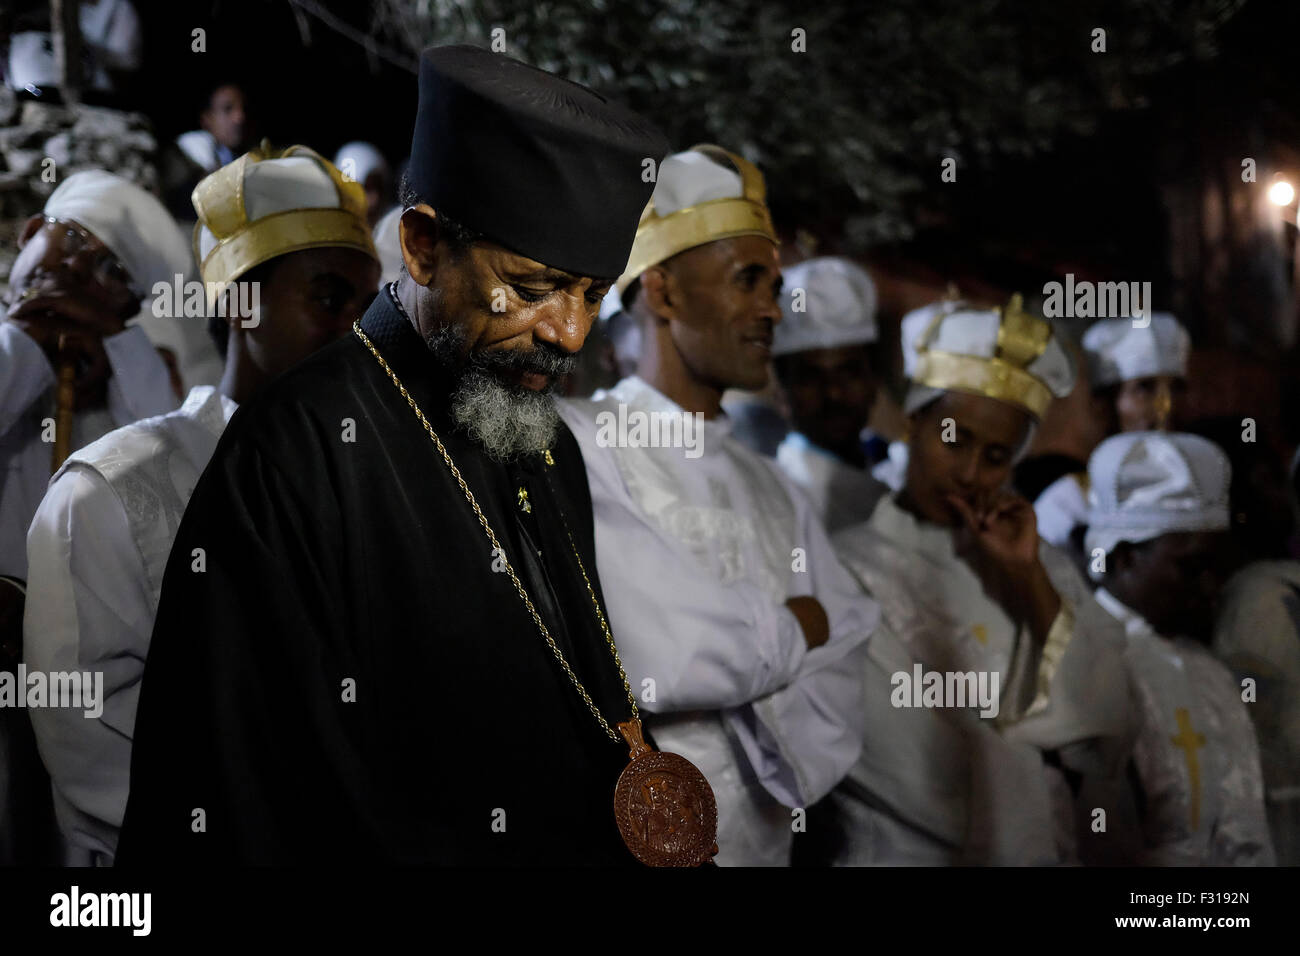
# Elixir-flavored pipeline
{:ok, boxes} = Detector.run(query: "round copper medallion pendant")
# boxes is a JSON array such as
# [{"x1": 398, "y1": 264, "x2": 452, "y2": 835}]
[{"x1": 613, "y1": 720, "x2": 718, "y2": 867}]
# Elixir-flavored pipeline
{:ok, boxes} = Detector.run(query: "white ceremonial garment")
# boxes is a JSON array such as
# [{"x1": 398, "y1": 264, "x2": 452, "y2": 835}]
[
  {"x1": 871, "y1": 440, "x2": 908, "y2": 493},
  {"x1": 1211, "y1": 561, "x2": 1300, "y2": 866},
  {"x1": 774, "y1": 431, "x2": 887, "y2": 533},
  {"x1": 23, "y1": 385, "x2": 237, "y2": 866},
  {"x1": 556, "y1": 376, "x2": 878, "y2": 866},
  {"x1": 1094, "y1": 588, "x2": 1274, "y2": 865},
  {"x1": 1034, "y1": 472, "x2": 1090, "y2": 549},
  {"x1": 1, "y1": 321, "x2": 178, "y2": 581},
  {"x1": 175, "y1": 131, "x2": 224, "y2": 173},
  {"x1": 830, "y1": 496, "x2": 1133, "y2": 865}
]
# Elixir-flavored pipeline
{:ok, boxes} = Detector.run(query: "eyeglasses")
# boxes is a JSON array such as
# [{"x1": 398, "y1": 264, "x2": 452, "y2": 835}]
[{"x1": 43, "y1": 217, "x2": 138, "y2": 296}]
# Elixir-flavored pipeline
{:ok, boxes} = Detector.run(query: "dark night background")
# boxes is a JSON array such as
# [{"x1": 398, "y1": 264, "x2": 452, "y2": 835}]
[
  {"x1": 10, "y1": 0, "x2": 1300, "y2": 446},
  {"x1": 120, "y1": 2, "x2": 1300, "y2": 327}
]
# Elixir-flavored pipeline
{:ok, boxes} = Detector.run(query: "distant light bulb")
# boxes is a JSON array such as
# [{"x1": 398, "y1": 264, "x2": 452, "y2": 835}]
[{"x1": 1269, "y1": 180, "x2": 1295, "y2": 206}]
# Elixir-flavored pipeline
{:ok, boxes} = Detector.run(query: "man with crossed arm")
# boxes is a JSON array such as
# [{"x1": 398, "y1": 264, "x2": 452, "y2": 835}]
[{"x1": 558, "y1": 145, "x2": 877, "y2": 865}]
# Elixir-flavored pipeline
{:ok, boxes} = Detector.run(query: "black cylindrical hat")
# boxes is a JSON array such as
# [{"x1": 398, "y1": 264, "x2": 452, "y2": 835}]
[{"x1": 408, "y1": 44, "x2": 669, "y2": 280}]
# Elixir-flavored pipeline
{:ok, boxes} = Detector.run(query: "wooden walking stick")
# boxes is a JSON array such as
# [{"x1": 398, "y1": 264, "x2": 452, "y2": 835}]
[{"x1": 51, "y1": 332, "x2": 76, "y2": 474}]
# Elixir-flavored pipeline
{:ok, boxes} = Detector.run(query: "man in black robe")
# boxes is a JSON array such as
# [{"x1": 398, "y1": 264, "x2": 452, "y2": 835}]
[{"x1": 117, "y1": 45, "x2": 668, "y2": 865}]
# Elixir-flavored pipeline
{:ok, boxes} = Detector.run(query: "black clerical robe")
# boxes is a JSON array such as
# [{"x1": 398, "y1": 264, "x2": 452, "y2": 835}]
[{"x1": 117, "y1": 292, "x2": 639, "y2": 865}]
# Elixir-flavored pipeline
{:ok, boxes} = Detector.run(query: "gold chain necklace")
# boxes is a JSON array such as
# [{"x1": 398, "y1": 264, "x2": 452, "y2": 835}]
[
  {"x1": 353, "y1": 295, "x2": 718, "y2": 866},
  {"x1": 352, "y1": 317, "x2": 636, "y2": 740}
]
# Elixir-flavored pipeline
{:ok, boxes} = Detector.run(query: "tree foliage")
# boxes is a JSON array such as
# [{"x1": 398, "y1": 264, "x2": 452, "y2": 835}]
[{"x1": 373, "y1": 0, "x2": 1247, "y2": 248}]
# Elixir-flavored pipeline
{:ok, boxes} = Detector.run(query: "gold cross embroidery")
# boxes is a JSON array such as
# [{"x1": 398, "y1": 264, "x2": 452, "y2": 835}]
[
  {"x1": 517, "y1": 487, "x2": 532, "y2": 514},
  {"x1": 1170, "y1": 707, "x2": 1206, "y2": 831}
]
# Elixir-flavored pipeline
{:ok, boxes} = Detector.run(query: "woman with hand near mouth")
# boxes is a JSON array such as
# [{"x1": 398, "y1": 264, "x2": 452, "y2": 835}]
[{"x1": 826, "y1": 296, "x2": 1136, "y2": 866}]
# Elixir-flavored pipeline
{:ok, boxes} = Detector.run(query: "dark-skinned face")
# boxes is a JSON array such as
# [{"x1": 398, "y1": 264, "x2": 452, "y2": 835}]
[
  {"x1": 658, "y1": 234, "x2": 783, "y2": 393},
  {"x1": 1115, "y1": 374, "x2": 1186, "y2": 431},
  {"x1": 201, "y1": 85, "x2": 247, "y2": 151},
  {"x1": 775, "y1": 344, "x2": 877, "y2": 456},
  {"x1": 1110, "y1": 531, "x2": 1227, "y2": 641},
  {"x1": 6, "y1": 216, "x2": 141, "y2": 408},
  {"x1": 901, "y1": 390, "x2": 1033, "y2": 527},
  {"x1": 8, "y1": 216, "x2": 138, "y2": 318},
  {"x1": 402, "y1": 207, "x2": 610, "y2": 390},
  {"x1": 223, "y1": 246, "x2": 378, "y2": 379}
]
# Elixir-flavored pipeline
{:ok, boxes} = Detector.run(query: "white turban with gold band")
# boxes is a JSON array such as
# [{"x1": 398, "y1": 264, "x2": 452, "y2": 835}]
[
  {"x1": 900, "y1": 295, "x2": 1076, "y2": 420},
  {"x1": 614, "y1": 144, "x2": 777, "y2": 296},
  {"x1": 193, "y1": 144, "x2": 378, "y2": 305}
]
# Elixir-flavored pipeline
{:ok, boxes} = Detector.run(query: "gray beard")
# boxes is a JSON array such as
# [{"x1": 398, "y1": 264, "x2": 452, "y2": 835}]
[{"x1": 424, "y1": 321, "x2": 571, "y2": 462}]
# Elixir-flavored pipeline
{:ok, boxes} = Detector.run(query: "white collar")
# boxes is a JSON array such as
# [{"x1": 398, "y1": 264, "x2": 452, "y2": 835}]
[
  {"x1": 180, "y1": 384, "x2": 238, "y2": 436},
  {"x1": 869, "y1": 493, "x2": 958, "y2": 562},
  {"x1": 606, "y1": 375, "x2": 734, "y2": 438},
  {"x1": 1094, "y1": 587, "x2": 1159, "y2": 640},
  {"x1": 782, "y1": 430, "x2": 844, "y2": 463}
]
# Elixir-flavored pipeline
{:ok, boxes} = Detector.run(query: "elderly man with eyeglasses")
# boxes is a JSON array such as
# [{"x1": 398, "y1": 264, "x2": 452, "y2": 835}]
[{"x1": 0, "y1": 170, "x2": 189, "y2": 663}]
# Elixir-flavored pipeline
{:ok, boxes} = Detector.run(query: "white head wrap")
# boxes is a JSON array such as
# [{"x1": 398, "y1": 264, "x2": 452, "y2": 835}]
[
  {"x1": 1084, "y1": 431, "x2": 1231, "y2": 579},
  {"x1": 372, "y1": 205, "x2": 403, "y2": 289},
  {"x1": 598, "y1": 285, "x2": 625, "y2": 323},
  {"x1": 43, "y1": 169, "x2": 192, "y2": 300},
  {"x1": 773, "y1": 256, "x2": 878, "y2": 357},
  {"x1": 1082, "y1": 314, "x2": 1190, "y2": 387},
  {"x1": 333, "y1": 141, "x2": 391, "y2": 187}
]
